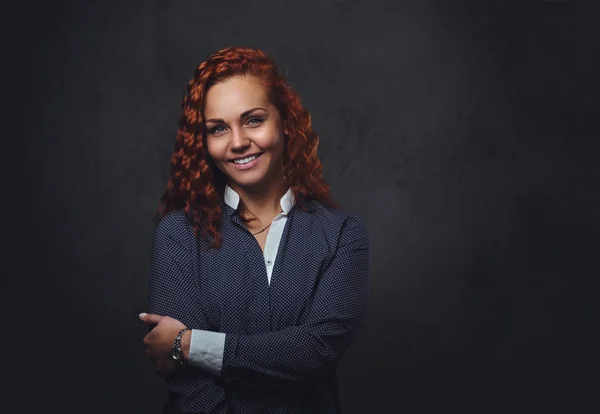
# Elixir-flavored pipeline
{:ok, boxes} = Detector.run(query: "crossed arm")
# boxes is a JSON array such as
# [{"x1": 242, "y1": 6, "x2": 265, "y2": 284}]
[{"x1": 142, "y1": 213, "x2": 370, "y2": 391}]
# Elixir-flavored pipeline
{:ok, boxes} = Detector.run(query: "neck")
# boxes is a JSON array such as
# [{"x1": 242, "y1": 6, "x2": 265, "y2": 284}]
[{"x1": 229, "y1": 176, "x2": 287, "y2": 223}]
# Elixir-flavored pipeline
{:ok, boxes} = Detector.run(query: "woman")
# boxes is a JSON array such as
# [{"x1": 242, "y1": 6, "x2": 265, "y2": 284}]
[{"x1": 140, "y1": 46, "x2": 370, "y2": 413}]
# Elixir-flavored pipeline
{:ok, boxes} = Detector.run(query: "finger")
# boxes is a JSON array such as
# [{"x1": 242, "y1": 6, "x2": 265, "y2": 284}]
[
  {"x1": 143, "y1": 331, "x2": 157, "y2": 345},
  {"x1": 146, "y1": 342, "x2": 161, "y2": 358},
  {"x1": 139, "y1": 313, "x2": 162, "y2": 325}
]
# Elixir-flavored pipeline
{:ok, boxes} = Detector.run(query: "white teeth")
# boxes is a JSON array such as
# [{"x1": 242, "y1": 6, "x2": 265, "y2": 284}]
[{"x1": 233, "y1": 154, "x2": 259, "y2": 164}]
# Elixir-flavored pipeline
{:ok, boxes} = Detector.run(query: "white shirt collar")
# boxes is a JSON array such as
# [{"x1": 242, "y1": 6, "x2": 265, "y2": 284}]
[{"x1": 224, "y1": 185, "x2": 295, "y2": 215}]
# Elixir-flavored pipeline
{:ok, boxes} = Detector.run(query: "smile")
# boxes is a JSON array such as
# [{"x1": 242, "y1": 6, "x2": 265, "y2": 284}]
[
  {"x1": 230, "y1": 153, "x2": 263, "y2": 170},
  {"x1": 233, "y1": 154, "x2": 260, "y2": 164}
]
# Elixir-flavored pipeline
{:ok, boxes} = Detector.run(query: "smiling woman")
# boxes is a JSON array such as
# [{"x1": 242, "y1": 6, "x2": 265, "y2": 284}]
[
  {"x1": 141, "y1": 47, "x2": 370, "y2": 414},
  {"x1": 204, "y1": 76, "x2": 287, "y2": 203}
]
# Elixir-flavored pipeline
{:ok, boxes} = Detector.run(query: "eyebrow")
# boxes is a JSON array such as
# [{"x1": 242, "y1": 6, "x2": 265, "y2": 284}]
[{"x1": 205, "y1": 107, "x2": 267, "y2": 123}]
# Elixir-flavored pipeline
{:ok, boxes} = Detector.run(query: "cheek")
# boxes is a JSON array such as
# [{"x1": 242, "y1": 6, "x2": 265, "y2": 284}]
[
  {"x1": 206, "y1": 139, "x2": 224, "y2": 161},
  {"x1": 254, "y1": 127, "x2": 284, "y2": 150}
]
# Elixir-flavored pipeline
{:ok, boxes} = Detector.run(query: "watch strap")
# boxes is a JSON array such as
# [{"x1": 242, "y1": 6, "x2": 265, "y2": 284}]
[{"x1": 172, "y1": 327, "x2": 189, "y2": 365}]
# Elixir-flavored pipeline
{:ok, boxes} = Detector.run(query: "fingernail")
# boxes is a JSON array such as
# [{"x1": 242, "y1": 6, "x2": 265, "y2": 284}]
[{"x1": 139, "y1": 312, "x2": 147, "y2": 319}]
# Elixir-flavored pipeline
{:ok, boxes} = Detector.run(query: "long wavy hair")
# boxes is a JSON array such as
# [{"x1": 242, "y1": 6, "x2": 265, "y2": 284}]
[{"x1": 154, "y1": 46, "x2": 337, "y2": 248}]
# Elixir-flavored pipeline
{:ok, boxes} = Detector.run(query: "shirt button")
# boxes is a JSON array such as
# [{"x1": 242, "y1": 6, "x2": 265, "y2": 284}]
[{"x1": 266, "y1": 259, "x2": 272, "y2": 266}]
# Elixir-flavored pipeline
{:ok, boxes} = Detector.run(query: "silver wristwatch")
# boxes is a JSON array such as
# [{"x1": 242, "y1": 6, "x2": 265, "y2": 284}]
[{"x1": 171, "y1": 327, "x2": 189, "y2": 365}]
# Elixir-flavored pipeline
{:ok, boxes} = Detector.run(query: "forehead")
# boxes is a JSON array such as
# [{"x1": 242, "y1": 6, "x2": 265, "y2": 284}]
[{"x1": 204, "y1": 76, "x2": 270, "y2": 118}]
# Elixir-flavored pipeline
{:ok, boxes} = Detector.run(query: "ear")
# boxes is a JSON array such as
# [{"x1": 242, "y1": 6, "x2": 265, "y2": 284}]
[{"x1": 283, "y1": 120, "x2": 290, "y2": 137}]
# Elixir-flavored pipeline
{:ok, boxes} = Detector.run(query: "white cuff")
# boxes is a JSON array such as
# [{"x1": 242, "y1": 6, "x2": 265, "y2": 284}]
[{"x1": 187, "y1": 329, "x2": 225, "y2": 376}]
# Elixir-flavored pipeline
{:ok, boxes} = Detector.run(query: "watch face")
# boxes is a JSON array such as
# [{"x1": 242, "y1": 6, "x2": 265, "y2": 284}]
[{"x1": 171, "y1": 346, "x2": 181, "y2": 360}]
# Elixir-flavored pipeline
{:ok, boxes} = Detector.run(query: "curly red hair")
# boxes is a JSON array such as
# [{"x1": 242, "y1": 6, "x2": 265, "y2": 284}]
[{"x1": 154, "y1": 46, "x2": 337, "y2": 247}]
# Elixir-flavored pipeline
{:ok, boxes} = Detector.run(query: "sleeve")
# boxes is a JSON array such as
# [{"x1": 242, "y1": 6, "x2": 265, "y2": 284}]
[
  {"x1": 147, "y1": 213, "x2": 227, "y2": 411},
  {"x1": 220, "y1": 213, "x2": 370, "y2": 388},
  {"x1": 188, "y1": 329, "x2": 226, "y2": 376}
]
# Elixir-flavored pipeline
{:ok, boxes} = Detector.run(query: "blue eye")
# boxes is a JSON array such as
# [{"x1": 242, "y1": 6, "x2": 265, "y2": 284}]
[
  {"x1": 247, "y1": 117, "x2": 263, "y2": 126},
  {"x1": 209, "y1": 125, "x2": 226, "y2": 135}
]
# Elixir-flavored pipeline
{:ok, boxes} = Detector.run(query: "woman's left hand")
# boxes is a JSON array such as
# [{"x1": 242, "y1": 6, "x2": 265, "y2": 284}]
[{"x1": 139, "y1": 313, "x2": 188, "y2": 377}]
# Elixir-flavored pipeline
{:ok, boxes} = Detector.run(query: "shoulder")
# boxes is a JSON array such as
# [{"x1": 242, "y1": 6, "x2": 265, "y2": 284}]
[
  {"x1": 302, "y1": 200, "x2": 370, "y2": 246},
  {"x1": 152, "y1": 209, "x2": 197, "y2": 254}
]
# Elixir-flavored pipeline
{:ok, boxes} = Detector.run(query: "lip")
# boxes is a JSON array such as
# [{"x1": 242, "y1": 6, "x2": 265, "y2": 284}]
[
  {"x1": 230, "y1": 152, "x2": 262, "y2": 162},
  {"x1": 230, "y1": 152, "x2": 263, "y2": 170}
]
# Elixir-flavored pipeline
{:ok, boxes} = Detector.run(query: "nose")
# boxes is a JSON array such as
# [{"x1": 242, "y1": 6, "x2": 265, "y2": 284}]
[{"x1": 230, "y1": 127, "x2": 250, "y2": 152}]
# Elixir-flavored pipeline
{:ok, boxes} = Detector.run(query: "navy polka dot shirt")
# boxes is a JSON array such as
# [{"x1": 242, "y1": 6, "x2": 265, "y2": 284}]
[{"x1": 148, "y1": 193, "x2": 370, "y2": 413}]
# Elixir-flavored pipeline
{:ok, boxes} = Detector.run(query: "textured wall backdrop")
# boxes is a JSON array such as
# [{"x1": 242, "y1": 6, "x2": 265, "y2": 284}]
[{"x1": 13, "y1": 1, "x2": 599, "y2": 413}]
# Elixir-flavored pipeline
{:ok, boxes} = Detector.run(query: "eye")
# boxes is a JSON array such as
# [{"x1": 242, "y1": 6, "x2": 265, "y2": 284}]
[
  {"x1": 247, "y1": 117, "x2": 264, "y2": 126},
  {"x1": 208, "y1": 125, "x2": 226, "y2": 136}
]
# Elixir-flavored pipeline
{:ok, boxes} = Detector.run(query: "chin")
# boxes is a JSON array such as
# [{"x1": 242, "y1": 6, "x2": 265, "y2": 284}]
[
  {"x1": 227, "y1": 170, "x2": 268, "y2": 189},
  {"x1": 233, "y1": 178, "x2": 272, "y2": 191}
]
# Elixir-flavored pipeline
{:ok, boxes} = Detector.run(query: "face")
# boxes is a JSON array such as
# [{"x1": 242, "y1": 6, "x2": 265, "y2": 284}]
[{"x1": 204, "y1": 76, "x2": 288, "y2": 193}]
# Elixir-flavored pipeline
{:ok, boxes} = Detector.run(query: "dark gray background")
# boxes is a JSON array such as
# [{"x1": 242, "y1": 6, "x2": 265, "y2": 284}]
[{"x1": 10, "y1": 1, "x2": 599, "y2": 413}]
